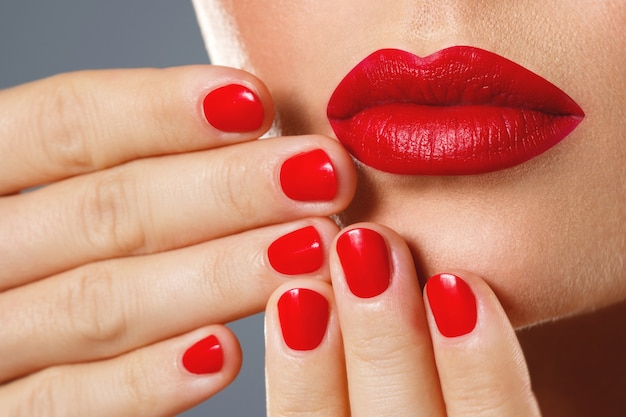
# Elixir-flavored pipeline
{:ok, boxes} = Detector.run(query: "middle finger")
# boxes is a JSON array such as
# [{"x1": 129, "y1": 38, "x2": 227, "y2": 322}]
[
  {"x1": 330, "y1": 224, "x2": 445, "y2": 416},
  {"x1": 0, "y1": 134, "x2": 356, "y2": 289}
]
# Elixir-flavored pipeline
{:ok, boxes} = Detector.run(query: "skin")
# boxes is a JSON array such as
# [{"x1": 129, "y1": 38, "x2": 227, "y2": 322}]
[
  {"x1": 0, "y1": 1, "x2": 622, "y2": 415},
  {"x1": 192, "y1": 0, "x2": 626, "y2": 415},
  {"x1": 0, "y1": 66, "x2": 356, "y2": 414},
  {"x1": 194, "y1": 0, "x2": 626, "y2": 327}
]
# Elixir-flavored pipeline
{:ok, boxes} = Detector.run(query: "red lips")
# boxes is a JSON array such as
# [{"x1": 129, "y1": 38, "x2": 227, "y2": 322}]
[{"x1": 327, "y1": 47, "x2": 584, "y2": 175}]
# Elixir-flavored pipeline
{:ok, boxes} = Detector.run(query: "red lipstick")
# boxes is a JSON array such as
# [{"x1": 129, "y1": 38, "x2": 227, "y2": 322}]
[{"x1": 327, "y1": 47, "x2": 584, "y2": 175}]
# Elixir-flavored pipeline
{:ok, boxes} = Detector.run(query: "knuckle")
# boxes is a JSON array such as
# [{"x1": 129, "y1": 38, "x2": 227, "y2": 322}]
[
  {"x1": 118, "y1": 355, "x2": 158, "y2": 415},
  {"x1": 347, "y1": 329, "x2": 415, "y2": 371},
  {"x1": 63, "y1": 263, "x2": 127, "y2": 345},
  {"x1": 79, "y1": 169, "x2": 146, "y2": 255},
  {"x1": 198, "y1": 245, "x2": 244, "y2": 311},
  {"x1": 450, "y1": 382, "x2": 516, "y2": 416},
  {"x1": 140, "y1": 77, "x2": 188, "y2": 153},
  {"x1": 13, "y1": 368, "x2": 68, "y2": 417},
  {"x1": 37, "y1": 73, "x2": 97, "y2": 174},
  {"x1": 209, "y1": 156, "x2": 257, "y2": 221},
  {"x1": 276, "y1": 393, "x2": 337, "y2": 417},
  {"x1": 347, "y1": 332, "x2": 390, "y2": 363}
]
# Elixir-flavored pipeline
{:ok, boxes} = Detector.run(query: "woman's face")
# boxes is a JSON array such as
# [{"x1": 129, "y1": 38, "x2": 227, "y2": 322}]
[{"x1": 193, "y1": 0, "x2": 626, "y2": 328}]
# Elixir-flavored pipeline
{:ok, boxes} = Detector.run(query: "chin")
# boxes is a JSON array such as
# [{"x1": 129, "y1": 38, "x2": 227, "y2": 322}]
[{"x1": 335, "y1": 162, "x2": 625, "y2": 329}]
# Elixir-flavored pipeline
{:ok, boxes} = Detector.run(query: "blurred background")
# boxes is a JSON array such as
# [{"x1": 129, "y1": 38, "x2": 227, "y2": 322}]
[{"x1": 0, "y1": 1, "x2": 266, "y2": 415}]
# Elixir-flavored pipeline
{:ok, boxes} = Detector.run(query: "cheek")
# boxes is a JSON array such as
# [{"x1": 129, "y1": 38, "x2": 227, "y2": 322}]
[
  {"x1": 197, "y1": 0, "x2": 626, "y2": 327},
  {"x1": 193, "y1": 1, "x2": 310, "y2": 71}
]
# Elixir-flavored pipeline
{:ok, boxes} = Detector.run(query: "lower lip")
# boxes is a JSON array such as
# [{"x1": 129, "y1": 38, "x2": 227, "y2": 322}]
[
  {"x1": 327, "y1": 47, "x2": 585, "y2": 175},
  {"x1": 330, "y1": 102, "x2": 583, "y2": 175}
]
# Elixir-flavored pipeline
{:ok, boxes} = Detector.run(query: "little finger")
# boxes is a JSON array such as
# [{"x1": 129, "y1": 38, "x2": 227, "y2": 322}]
[
  {"x1": 0, "y1": 218, "x2": 339, "y2": 382},
  {"x1": 0, "y1": 325, "x2": 241, "y2": 417}
]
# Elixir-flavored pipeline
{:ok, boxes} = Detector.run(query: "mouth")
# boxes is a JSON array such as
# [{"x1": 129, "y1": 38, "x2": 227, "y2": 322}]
[{"x1": 327, "y1": 47, "x2": 584, "y2": 175}]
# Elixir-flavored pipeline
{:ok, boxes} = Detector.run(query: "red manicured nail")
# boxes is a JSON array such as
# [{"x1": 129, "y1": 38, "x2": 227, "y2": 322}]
[
  {"x1": 278, "y1": 288, "x2": 329, "y2": 351},
  {"x1": 336, "y1": 228, "x2": 390, "y2": 298},
  {"x1": 203, "y1": 84, "x2": 264, "y2": 132},
  {"x1": 268, "y1": 226, "x2": 324, "y2": 275},
  {"x1": 182, "y1": 334, "x2": 224, "y2": 374},
  {"x1": 426, "y1": 273, "x2": 477, "y2": 337},
  {"x1": 280, "y1": 149, "x2": 337, "y2": 201}
]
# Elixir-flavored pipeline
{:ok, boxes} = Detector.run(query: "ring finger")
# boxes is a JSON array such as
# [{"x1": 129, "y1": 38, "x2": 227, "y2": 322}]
[
  {"x1": 0, "y1": 218, "x2": 339, "y2": 383},
  {"x1": 265, "y1": 280, "x2": 349, "y2": 417}
]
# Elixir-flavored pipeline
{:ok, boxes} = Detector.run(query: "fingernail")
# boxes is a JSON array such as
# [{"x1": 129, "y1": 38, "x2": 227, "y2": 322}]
[
  {"x1": 278, "y1": 288, "x2": 329, "y2": 351},
  {"x1": 203, "y1": 84, "x2": 264, "y2": 132},
  {"x1": 426, "y1": 273, "x2": 477, "y2": 337},
  {"x1": 280, "y1": 149, "x2": 337, "y2": 201},
  {"x1": 336, "y1": 228, "x2": 390, "y2": 298},
  {"x1": 182, "y1": 334, "x2": 224, "y2": 374},
  {"x1": 268, "y1": 226, "x2": 324, "y2": 275}
]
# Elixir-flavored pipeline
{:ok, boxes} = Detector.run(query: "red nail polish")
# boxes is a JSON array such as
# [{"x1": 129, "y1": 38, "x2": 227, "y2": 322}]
[
  {"x1": 203, "y1": 84, "x2": 264, "y2": 132},
  {"x1": 182, "y1": 335, "x2": 224, "y2": 374},
  {"x1": 268, "y1": 226, "x2": 324, "y2": 275},
  {"x1": 336, "y1": 228, "x2": 390, "y2": 298},
  {"x1": 426, "y1": 273, "x2": 477, "y2": 337},
  {"x1": 280, "y1": 149, "x2": 337, "y2": 201},
  {"x1": 278, "y1": 288, "x2": 329, "y2": 351}
]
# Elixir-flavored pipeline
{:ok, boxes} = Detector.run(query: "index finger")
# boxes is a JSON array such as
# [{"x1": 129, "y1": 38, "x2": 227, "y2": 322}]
[
  {"x1": 424, "y1": 272, "x2": 541, "y2": 416},
  {"x1": 0, "y1": 65, "x2": 273, "y2": 194}
]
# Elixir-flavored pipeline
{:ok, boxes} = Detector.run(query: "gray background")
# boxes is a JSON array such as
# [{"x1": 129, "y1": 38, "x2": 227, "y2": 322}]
[{"x1": 0, "y1": 1, "x2": 265, "y2": 415}]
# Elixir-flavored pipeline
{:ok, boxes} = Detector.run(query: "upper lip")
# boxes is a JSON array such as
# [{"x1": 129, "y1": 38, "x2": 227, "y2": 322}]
[{"x1": 327, "y1": 46, "x2": 585, "y2": 175}]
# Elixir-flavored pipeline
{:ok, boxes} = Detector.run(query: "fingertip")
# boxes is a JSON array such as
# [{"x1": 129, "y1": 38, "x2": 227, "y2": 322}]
[
  {"x1": 322, "y1": 136, "x2": 358, "y2": 210},
  {"x1": 274, "y1": 134, "x2": 357, "y2": 212},
  {"x1": 423, "y1": 271, "x2": 540, "y2": 416},
  {"x1": 326, "y1": 223, "x2": 445, "y2": 415},
  {"x1": 0, "y1": 65, "x2": 276, "y2": 193},
  {"x1": 424, "y1": 273, "x2": 478, "y2": 338},
  {"x1": 265, "y1": 218, "x2": 340, "y2": 278},
  {"x1": 176, "y1": 325, "x2": 243, "y2": 398},
  {"x1": 265, "y1": 279, "x2": 336, "y2": 352},
  {"x1": 265, "y1": 280, "x2": 348, "y2": 417},
  {"x1": 0, "y1": 324, "x2": 246, "y2": 417},
  {"x1": 329, "y1": 222, "x2": 420, "y2": 301},
  {"x1": 423, "y1": 270, "x2": 510, "y2": 340},
  {"x1": 267, "y1": 279, "x2": 335, "y2": 316},
  {"x1": 188, "y1": 65, "x2": 275, "y2": 139}
]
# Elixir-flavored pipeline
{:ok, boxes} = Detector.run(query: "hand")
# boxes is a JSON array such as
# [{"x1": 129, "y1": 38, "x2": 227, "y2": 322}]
[
  {"x1": 265, "y1": 223, "x2": 541, "y2": 416},
  {"x1": 0, "y1": 66, "x2": 356, "y2": 416}
]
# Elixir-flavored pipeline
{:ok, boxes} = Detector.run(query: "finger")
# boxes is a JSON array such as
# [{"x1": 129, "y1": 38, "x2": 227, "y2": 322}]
[
  {"x1": 0, "y1": 218, "x2": 339, "y2": 383},
  {"x1": 424, "y1": 272, "x2": 541, "y2": 416},
  {"x1": 330, "y1": 224, "x2": 445, "y2": 417},
  {"x1": 0, "y1": 325, "x2": 241, "y2": 417},
  {"x1": 0, "y1": 135, "x2": 356, "y2": 289},
  {"x1": 265, "y1": 280, "x2": 349, "y2": 417},
  {"x1": 0, "y1": 66, "x2": 273, "y2": 194}
]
